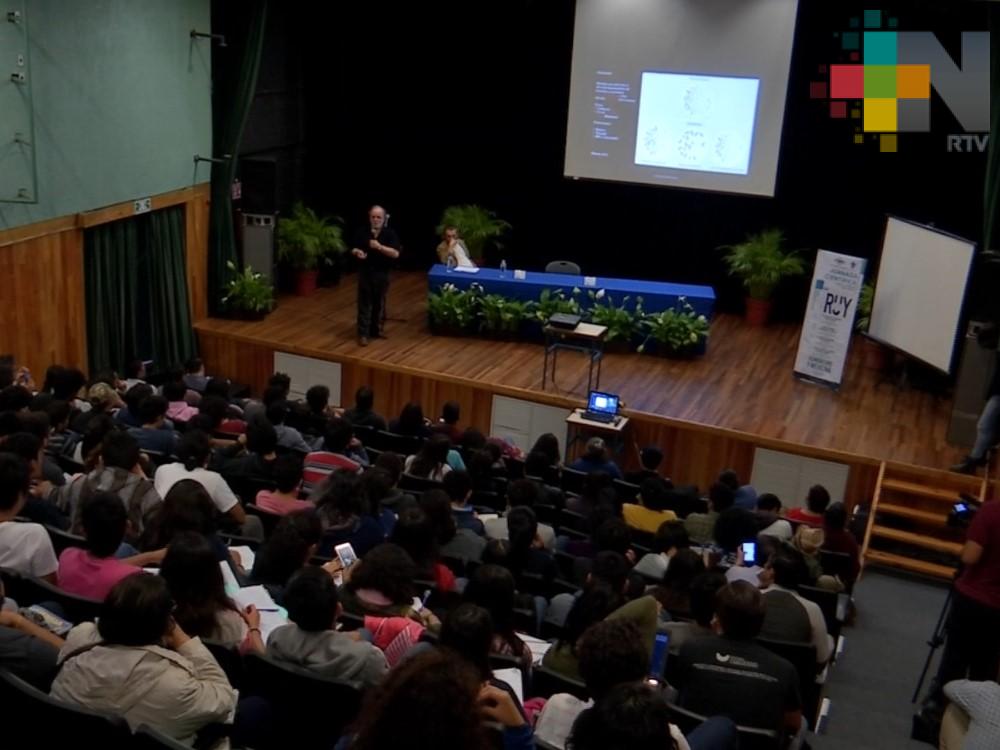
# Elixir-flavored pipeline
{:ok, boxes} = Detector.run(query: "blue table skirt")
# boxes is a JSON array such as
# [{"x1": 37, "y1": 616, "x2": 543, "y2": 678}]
[{"x1": 427, "y1": 264, "x2": 715, "y2": 317}]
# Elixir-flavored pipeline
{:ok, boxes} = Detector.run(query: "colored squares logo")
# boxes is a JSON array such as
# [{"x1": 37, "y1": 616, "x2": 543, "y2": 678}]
[
  {"x1": 897, "y1": 65, "x2": 930, "y2": 98},
  {"x1": 864, "y1": 99, "x2": 896, "y2": 132},
  {"x1": 830, "y1": 65, "x2": 863, "y2": 98},
  {"x1": 864, "y1": 65, "x2": 895, "y2": 97},
  {"x1": 863, "y1": 31, "x2": 897, "y2": 64}
]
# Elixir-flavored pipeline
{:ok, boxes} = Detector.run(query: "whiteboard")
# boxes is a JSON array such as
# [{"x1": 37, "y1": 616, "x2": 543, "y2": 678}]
[{"x1": 868, "y1": 217, "x2": 975, "y2": 373}]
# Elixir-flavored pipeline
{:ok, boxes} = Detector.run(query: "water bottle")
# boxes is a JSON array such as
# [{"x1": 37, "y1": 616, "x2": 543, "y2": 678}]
[
  {"x1": 499, "y1": 259, "x2": 507, "y2": 276},
  {"x1": 446, "y1": 255, "x2": 456, "y2": 272}
]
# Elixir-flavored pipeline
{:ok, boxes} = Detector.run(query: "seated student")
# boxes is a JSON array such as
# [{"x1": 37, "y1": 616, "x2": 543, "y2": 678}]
[
  {"x1": 622, "y1": 476, "x2": 679, "y2": 534},
  {"x1": 71, "y1": 382, "x2": 125, "y2": 435},
  {"x1": 718, "y1": 468, "x2": 757, "y2": 511},
  {"x1": 466, "y1": 449, "x2": 501, "y2": 494},
  {"x1": 483, "y1": 478, "x2": 556, "y2": 551},
  {"x1": 404, "y1": 433, "x2": 452, "y2": 482},
  {"x1": 821, "y1": 502, "x2": 861, "y2": 588},
  {"x1": 267, "y1": 399, "x2": 320, "y2": 454},
  {"x1": 315, "y1": 473, "x2": 385, "y2": 557},
  {"x1": 161, "y1": 531, "x2": 260, "y2": 651},
  {"x1": 524, "y1": 449, "x2": 564, "y2": 502},
  {"x1": 122, "y1": 358, "x2": 148, "y2": 391},
  {"x1": 302, "y1": 418, "x2": 368, "y2": 493},
  {"x1": 0, "y1": 576, "x2": 64, "y2": 689},
  {"x1": 674, "y1": 581, "x2": 802, "y2": 735},
  {"x1": 462, "y1": 564, "x2": 533, "y2": 672},
  {"x1": 684, "y1": 482, "x2": 736, "y2": 545},
  {"x1": 51, "y1": 574, "x2": 238, "y2": 744},
  {"x1": 389, "y1": 401, "x2": 433, "y2": 439},
  {"x1": 57, "y1": 492, "x2": 164, "y2": 601},
  {"x1": 624, "y1": 445, "x2": 670, "y2": 487},
  {"x1": 537, "y1": 619, "x2": 725, "y2": 750},
  {"x1": 786, "y1": 484, "x2": 831, "y2": 526},
  {"x1": 652, "y1": 548, "x2": 706, "y2": 620},
  {"x1": 343, "y1": 385, "x2": 387, "y2": 432},
  {"x1": 374, "y1": 452, "x2": 417, "y2": 513},
  {"x1": 664, "y1": 570, "x2": 728, "y2": 656},
  {"x1": 342, "y1": 649, "x2": 531, "y2": 750},
  {"x1": 215, "y1": 419, "x2": 280, "y2": 483},
  {"x1": 163, "y1": 381, "x2": 198, "y2": 424},
  {"x1": 421, "y1": 489, "x2": 486, "y2": 562},
  {"x1": 390, "y1": 507, "x2": 456, "y2": 593},
  {"x1": 17, "y1": 410, "x2": 68, "y2": 487},
  {"x1": 250, "y1": 510, "x2": 322, "y2": 604},
  {"x1": 756, "y1": 492, "x2": 793, "y2": 541},
  {"x1": 568, "y1": 437, "x2": 622, "y2": 480},
  {"x1": 289, "y1": 384, "x2": 336, "y2": 436},
  {"x1": 430, "y1": 400, "x2": 464, "y2": 444},
  {"x1": 545, "y1": 550, "x2": 629, "y2": 630},
  {"x1": 44, "y1": 399, "x2": 74, "y2": 459},
  {"x1": 126, "y1": 395, "x2": 179, "y2": 456},
  {"x1": 443, "y1": 469, "x2": 485, "y2": 535},
  {"x1": 3, "y1": 431, "x2": 70, "y2": 528},
  {"x1": 255, "y1": 453, "x2": 314, "y2": 515},
  {"x1": 359, "y1": 467, "x2": 400, "y2": 536},
  {"x1": 268, "y1": 566, "x2": 388, "y2": 688},
  {"x1": 116, "y1": 383, "x2": 153, "y2": 429},
  {"x1": 505, "y1": 506, "x2": 558, "y2": 584},
  {"x1": 0, "y1": 452, "x2": 58, "y2": 582},
  {"x1": 633, "y1": 520, "x2": 689, "y2": 581},
  {"x1": 154, "y1": 429, "x2": 249, "y2": 532},
  {"x1": 197, "y1": 394, "x2": 247, "y2": 437},
  {"x1": 530, "y1": 432, "x2": 563, "y2": 470},
  {"x1": 182, "y1": 356, "x2": 211, "y2": 393},
  {"x1": 758, "y1": 547, "x2": 833, "y2": 667}
]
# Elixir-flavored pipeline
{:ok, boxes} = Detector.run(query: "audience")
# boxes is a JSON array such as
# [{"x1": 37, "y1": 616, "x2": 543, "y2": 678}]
[
  {"x1": 374, "y1": 452, "x2": 418, "y2": 514},
  {"x1": 249, "y1": 510, "x2": 322, "y2": 602},
  {"x1": 128, "y1": 395, "x2": 179, "y2": 455},
  {"x1": 255, "y1": 453, "x2": 313, "y2": 515},
  {"x1": 786, "y1": 484, "x2": 831, "y2": 526},
  {"x1": 444, "y1": 469, "x2": 485, "y2": 535},
  {"x1": 182, "y1": 356, "x2": 211, "y2": 392},
  {"x1": 506, "y1": 505, "x2": 558, "y2": 584},
  {"x1": 215, "y1": 419, "x2": 280, "y2": 482},
  {"x1": 51, "y1": 574, "x2": 238, "y2": 744},
  {"x1": 622, "y1": 476, "x2": 679, "y2": 533},
  {"x1": 420, "y1": 488, "x2": 486, "y2": 562},
  {"x1": 758, "y1": 547, "x2": 833, "y2": 666},
  {"x1": 684, "y1": 482, "x2": 735, "y2": 545},
  {"x1": 139, "y1": 479, "x2": 228, "y2": 562},
  {"x1": 664, "y1": 570, "x2": 728, "y2": 656},
  {"x1": 163, "y1": 380, "x2": 198, "y2": 424},
  {"x1": 268, "y1": 566, "x2": 388, "y2": 688},
  {"x1": 569, "y1": 437, "x2": 622, "y2": 480},
  {"x1": 530, "y1": 432, "x2": 563, "y2": 469},
  {"x1": 123, "y1": 359, "x2": 148, "y2": 390},
  {"x1": 822, "y1": 502, "x2": 861, "y2": 589},
  {"x1": 315, "y1": 472, "x2": 385, "y2": 557},
  {"x1": 389, "y1": 402, "x2": 432, "y2": 439},
  {"x1": 0, "y1": 576, "x2": 64, "y2": 689},
  {"x1": 653, "y1": 547, "x2": 706, "y2": 619},
  {"x1": 390, "y1": 506, "x2": 456, "y2": 593},
  {"x1": 624, "y1": 445, "x2": 668, "y2": 486},
  {"x1": 0, "y1": 452, "x2": 58, "y2": 582},
  {"x1": 719, "y1": 468, "x2": 757, "y2": 511},
  {"x1": 343, "y1": 386, "x2": 387, "y2": 431},
  {"x1": 756, "y1": 492, "x2": 793, "y2": 541},
  {"x1": 484, "y1": 478, "x2": 557, "y2": 550},
  {"x1": 463, "y1": 564, "x2": 533, "y2": 671},
  {"x1": 405, "y1": 433, "x2": 453, "y2": 481},
  {"x1": 633, "y1": 520, "x2": 689, "y2": 580},
  {"x1": 431, "y1": 400, "x2": 463, "y2": 443},
  {"x1": 57, "y1": 492, "x2": 164, "y2": 600}
]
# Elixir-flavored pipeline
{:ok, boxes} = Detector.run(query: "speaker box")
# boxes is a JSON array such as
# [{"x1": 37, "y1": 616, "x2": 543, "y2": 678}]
[
  {"x1": 239, "y1": 157, "x2": 278, "y2": 214},
  {"x1": 240, "y1": 213, "x2": 275, "y2": 284},
  {"x1": 947, "y1": 320, "x2": 995, "y2": 447}
]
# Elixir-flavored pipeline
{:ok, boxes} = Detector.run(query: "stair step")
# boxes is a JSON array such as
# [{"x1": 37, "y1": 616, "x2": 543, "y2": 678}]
[
  {"x1": 877, "y1": 503, "x2": 949, "y2": 526},
  {"x1": 870, "y1": 525, "x2": 963, "y2": 555},
  {"x1": 865, "y1": 549, "x2": 956, "y2": 580},
  {"x1": 880, "y1": 478, "x2": 968, "y2": 504}
]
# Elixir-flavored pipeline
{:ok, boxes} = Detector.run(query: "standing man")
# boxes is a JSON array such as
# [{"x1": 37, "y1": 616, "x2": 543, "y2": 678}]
[{"x1": 352, "y1": 205, "x2": 400, "y2": 347}]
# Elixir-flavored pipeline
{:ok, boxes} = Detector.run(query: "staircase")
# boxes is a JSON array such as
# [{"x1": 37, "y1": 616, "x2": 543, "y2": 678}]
[{"x1": 862, "y1": 462, "x2": 989, "y2": 580}]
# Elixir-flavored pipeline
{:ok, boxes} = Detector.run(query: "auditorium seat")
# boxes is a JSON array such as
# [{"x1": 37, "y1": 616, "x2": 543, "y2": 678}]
[
  {"x1": 756, "y1": 637, "x2": 822, "y2": 725},
  {"x1": 666, "y1": 702, "x2": 781, "y2": 750},
  {"x1": 133, "y1": 724, "x2": 192, "y2": 749},
  {"x1": 559, "y1": 467, "x2": 588, "y2": 496},
  {"x1": 369, "y1": 430, "x2": 423, "y2": 456},
  {"x1": 612, "y1": 478, "x2": 641, "y2": 503},
  {"x1": 530, "y1": 665, "x2": 589, "y2": 701},
  {"x1": 351, "y1": 423, "x2": 377, "y2": 445},
  {"x1": 503, "y1": 455, "x2": 526, "y2": 479},
  {"x1": 545, "y1": 260, "x2": 582, "y2": 275},
  {"x1": 44, "y1": 525, "x2": 87, "y2": 556},
  {"x1": 202, "y1": 639, "x2": 245, "y2": 689},
  {"x1": 5, "y1": 572, "x2": 101, "y2": 623},
  {"x1": 245, "y1": 504, "x2": 282, "y2": 538}
]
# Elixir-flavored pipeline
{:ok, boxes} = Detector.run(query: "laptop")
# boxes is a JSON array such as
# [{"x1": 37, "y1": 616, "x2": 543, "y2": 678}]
[{"x1": 582, "y1": 390, "x2": 620, "y2": 424}]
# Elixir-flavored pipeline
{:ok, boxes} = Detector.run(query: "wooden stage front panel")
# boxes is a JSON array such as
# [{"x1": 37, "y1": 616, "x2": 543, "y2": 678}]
[{"x1": 195, "y1": 271, "x2": 966, "y2": 504}]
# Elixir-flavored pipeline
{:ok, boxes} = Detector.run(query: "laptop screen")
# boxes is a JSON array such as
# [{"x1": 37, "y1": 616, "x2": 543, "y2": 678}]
[{"x1": 587, "y1": 391, "x2": 619, "y2": 415}]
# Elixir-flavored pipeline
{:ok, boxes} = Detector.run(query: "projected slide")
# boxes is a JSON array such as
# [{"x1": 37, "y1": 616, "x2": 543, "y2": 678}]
[{"x1": 634, "y1": 72, "x2": 760, "y2": 175}]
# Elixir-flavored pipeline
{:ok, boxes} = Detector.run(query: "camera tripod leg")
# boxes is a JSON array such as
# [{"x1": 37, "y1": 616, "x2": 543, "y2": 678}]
[{"x1": 912, "y1": 586, "x2": 953, "y2": 704}]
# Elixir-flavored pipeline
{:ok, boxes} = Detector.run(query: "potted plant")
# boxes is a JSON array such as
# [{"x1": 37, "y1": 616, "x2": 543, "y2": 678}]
[
  {"x1": 586, "y1": 290, "x2": 642, "y2": 350},
  {"x1": 721, "y1": 229, "x2": 805, "y2": 326},
  {"x1": 529, "y1": 287, "x2": 583, "y2": 339},
  {"x1": 276, "y1": 202, "x2": 347, "y2": 296},
  {"x1": 428, "y1": 282, "x2": 481, "y2": 335},
  {"x1": 854, "y1": 281, "x2": 887, "y2": 369},
  {"x1": 637, "y1": 298, "x2": 710, "y2": 357},
  {"x1": 436, "y1": 205, "x2": 511, "y2": 264},
  {"x1": 220, "y1": 260, "x2": 274, "y2": 320},
  {"x1": 478, "y1": 294, "x2": 535, "y2": 339}
]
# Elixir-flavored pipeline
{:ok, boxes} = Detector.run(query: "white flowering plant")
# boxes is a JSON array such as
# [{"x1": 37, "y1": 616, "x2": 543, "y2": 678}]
[
  {"x1": 221, "y1": 260, "x2": 274, "y2": 315},
  {"x1": 637, "y1": 297, "x2": 710, "y2": 354},
  {"x1": 428, "y1": 282, "x2": 481, "y2": 332},
  {"x1": 586, "y1": 290, "x2": 643, "y2": 344}
]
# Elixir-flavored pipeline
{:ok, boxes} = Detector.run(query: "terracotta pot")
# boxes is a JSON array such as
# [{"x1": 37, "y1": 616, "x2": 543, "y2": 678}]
[
  {"x1": 744, "y1": 297, "x2": 772, "y2": 326},
  {"x1": 294, "y1": 270, "x2": 319, "y2": 296}
]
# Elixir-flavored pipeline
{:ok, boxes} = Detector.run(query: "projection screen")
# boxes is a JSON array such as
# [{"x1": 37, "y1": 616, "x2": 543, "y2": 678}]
[{"x1": 565, "y1": 0, "x2": 799, "y2": 197}]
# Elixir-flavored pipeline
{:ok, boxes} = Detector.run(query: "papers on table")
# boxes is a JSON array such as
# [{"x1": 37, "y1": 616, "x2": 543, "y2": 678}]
[
  {"x1": 258, "y1": 610, "x2": 288, "y2": 643},
  {"x1": 233, "y1": 585, "x2": 280, "y2": 612},
  {"x1": 494, "y1": 668, "x2": 524, "y2": 705},
  {"x1": 220, "y1": 561, "x2": 240, "y2": 593},
  {"x1": 519, "y1": 633, "x2": 553, "y2": 666},
  {"x1": 453, "y1": 265, "x2": 480, "y2": 273},
  {"x1": 477, "y1": 513, "x2": 499, "y2": 523},
  {"x1": 229, "y1": 546, "x2": 256, "y2": 571}
]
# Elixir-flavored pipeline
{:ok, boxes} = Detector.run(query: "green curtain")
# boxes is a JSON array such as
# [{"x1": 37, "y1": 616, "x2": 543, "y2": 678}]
[
  {"x1": 85, "y1": 220, "x2": 140, "y2": 375},
  {"x1": 207, "y1": 0, "x2": 269, "y2": 315},
  {"x1": 148, "y1": 207, "x2": 197, "y2": 369},
  {"x1": 983, "y1": 5, "x2": 1000, "y2": 253},
  {"x1": 84, "y1": 206, "x2": 196, "y2": 374}
]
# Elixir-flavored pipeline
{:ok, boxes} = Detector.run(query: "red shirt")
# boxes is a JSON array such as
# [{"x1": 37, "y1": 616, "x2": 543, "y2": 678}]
[
  {"x1": 957, "y1": 500, "x2": 1000, "y2": 609},
  {"x1": 786, "y1": 508, "x2": 824, "y2": 527}
]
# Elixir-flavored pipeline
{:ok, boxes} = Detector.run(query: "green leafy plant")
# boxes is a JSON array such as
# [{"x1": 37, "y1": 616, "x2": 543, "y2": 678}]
[
  {"x1": 478, "y1": 294, "x2": 535, "y2": 335},
  {"x1": 720, "y1": 229, "x2": 805, "y2": 300},
  {"x1": 428, "y1": 283, "x2": 481, "y2": 332},
  {"x1": 436, "y1": 205, "x2": 511, "y2": 262},
  {"x1": 534, "y1": 288, "x2": 582, "y2": 323},
  {"x1": 638, "y1": 298, "x2": 709, "y2": 354},
  {"x1": 221, "y1": 260, "x2": 274, "y2": 315},
  {"x1": 855, "y1": 282, "x2": 875, "y2": 332},
  {"x1": 276, "y1": 202, "x2": 347, "y2": 271},
  {"x1": 586, "y1": 290, "x2": 642, "y2": 343}
]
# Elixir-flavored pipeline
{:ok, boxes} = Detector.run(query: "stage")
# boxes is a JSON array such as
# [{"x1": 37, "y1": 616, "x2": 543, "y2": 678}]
[{"x1": 195, "y1": 271, "x2": 966, "y2": 488}]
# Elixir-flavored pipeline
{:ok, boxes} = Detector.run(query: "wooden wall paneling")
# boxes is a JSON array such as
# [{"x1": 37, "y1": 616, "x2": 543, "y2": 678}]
[{"x1": 197, "y1": 332, "x2": 274, "y2": 393}]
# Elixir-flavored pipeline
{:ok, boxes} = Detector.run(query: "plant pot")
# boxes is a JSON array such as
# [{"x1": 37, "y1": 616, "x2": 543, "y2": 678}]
[
  {"x1": 860, "y1": 336, "x2": 888, "y2": 370},
  {"x1": 603, "y1": 339, "x2": 634, "y2": 355},
  {"x1": 744, "y1": 297, "x2": 772, "y2": 326},
  {"x1": 294, "y1": 270, "x2": 319, "y2": 297}
]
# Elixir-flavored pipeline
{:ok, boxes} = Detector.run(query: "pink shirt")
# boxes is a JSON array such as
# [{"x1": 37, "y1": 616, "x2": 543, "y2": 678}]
[
  {"x1": 255, "y1": 490, "x2": 314, "y2": 516},
  {"x1": 57, "y1": 547, "x2": 141, "y2": 601},
  {"x1": 166, "y1": 401, "x2": 199, "y2": 423}
]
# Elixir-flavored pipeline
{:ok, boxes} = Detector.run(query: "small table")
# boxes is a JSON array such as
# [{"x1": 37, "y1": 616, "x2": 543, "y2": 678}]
[
  {"x1": 542, "y1": 322, "x2": 608, "y2": 393},
  {"x1": 565, "y1": 408, "x2": 630, "y2": 461}
]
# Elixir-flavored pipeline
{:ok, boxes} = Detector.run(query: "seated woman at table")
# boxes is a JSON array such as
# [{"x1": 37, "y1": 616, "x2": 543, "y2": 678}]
[{"x1": 436, "y1": 226, "x2": 475, "y2": 268}]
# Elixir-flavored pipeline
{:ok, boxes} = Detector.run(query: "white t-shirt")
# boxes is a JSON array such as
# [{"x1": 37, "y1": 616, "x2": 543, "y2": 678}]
[
  {"x1": 0, "y1": 521, "x2": 58, "y2": 578},
  {"x1": 534, "y1": 693, "x2": 691, "y2": 750},
  {"x1": 154, "y1": 463, "x2": 240, "y2": 514}
]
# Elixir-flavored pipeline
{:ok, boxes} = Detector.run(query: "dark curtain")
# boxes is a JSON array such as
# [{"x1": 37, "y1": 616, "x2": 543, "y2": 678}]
[
  {"x1": 984, "y1": 6, "x2": 1000, "y2": 254},
  {"x1": 84, "y1": 206, "x2": 196, "y2": 375},
  {"x1": 207, "y1": 0, "x2": 269, "y2": 315}
]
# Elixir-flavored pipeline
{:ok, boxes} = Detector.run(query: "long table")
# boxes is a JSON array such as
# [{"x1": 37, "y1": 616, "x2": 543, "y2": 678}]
[{"x1": 427, "y1": 264, "x2": 715, "y2": 316}]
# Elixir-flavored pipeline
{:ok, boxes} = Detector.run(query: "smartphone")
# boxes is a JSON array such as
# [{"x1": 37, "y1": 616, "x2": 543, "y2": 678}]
[
  {"x1": 953, "y1": 502, "x2": 968, "y2": 514},
  {"x1": 741, "y1": 541, "x2": 757, "y2": 566},
  {"x1": 334, "y1": 542, "x2": 358, "y2": 569},
  {"x1": 648, "y1": 632, "x2": 669, "y2": 681}
]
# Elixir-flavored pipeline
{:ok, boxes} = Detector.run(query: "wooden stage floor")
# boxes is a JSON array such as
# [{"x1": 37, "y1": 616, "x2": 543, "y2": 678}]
[{"x1": 195, "y1": 271, "x2": 965, "y2": 472}]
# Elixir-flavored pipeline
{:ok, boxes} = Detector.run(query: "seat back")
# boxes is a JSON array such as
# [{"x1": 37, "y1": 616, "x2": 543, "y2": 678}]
[
  {"x1": 503, "y1": 455, "x2": 525, "y2": 479},
  {"x1": 612, "y1": 478, "x2": 641, "y2": 504},
  {"x1": 351, "y1": 423, "x2": 377, "y2": 445},
  {"x1": 44, "y1": 525, "x2": 87, "y2": 556},
  {"x1": 372, "y1": 431, "x2": 423, "y2": 456},
  {"x1": 202, "y1": 639, "x2": 245, "y2": 689},
  {"x1": 534, "y1": 503, "x2": 559, "y2": 526},
  {"x1": 756, "y1": 636, "x2": 821, "y2": 723},
  {"x1": 245, "y1": 504, "x2": 282, "y2": 538},
  {"x1": 796, "y1": 584, "x2": 842, "y2": 640},
  {"x1": 133, "y1": 724, "x2": 191, "y2": 750},
  {"x1": 545, "y1": 260, "x2": 582, "y2": 275},
  {"x1": 15, "y1": 575, "x2": 102, "y2": 623},
  {"x1": 399, "y1": 473, "x2": 445, "y2": 493},
  {"x1": 0, "y1": 668, "x2": 132, "y2": 744},
  {"x1": 529, "y1": 665, "x2": 589, "y2": 700},
  {"x1": 227, "y1": 476, "x2": 278, "y2": 507},
  {"x1": 666, "y1": 702, "x2": 781, "y2": 750},
  {"x1": 559, "y1": 468, "x2": 588, "y2": 496},
  {"x1": 471, "y1": 490, "x2": 505, "y2": 513},
  {"x1": 243, "y1": 652, "x2": 363, "y2": 748}
]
